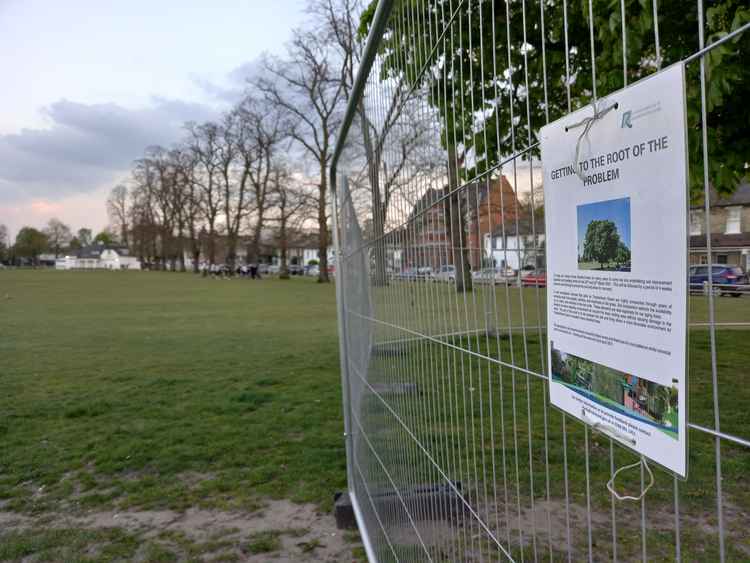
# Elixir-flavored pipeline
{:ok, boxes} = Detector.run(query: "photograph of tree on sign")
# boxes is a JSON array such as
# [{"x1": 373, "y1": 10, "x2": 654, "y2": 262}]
[
  {"x1": 550, "y1": 343, "x2": 679, "y2": 439},
  {"x1": 577, "y1": 197, "x2": 631, "y2": 271}
]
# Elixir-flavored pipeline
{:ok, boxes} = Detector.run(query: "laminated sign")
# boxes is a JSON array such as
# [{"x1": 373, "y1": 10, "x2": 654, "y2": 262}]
[{"x1": 541, "y1": 64, "x2": 688, "y2": 477}]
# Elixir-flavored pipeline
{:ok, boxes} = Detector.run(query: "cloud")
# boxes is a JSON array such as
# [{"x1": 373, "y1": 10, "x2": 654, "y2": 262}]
[
  {"x1": 0, "y1": 59, "x2": 269, "y2": 236},
  {"x1": 191, "y1": 58, "x2": 265, "y2": 105},
  {"x1": 0, "y1": 97, "x2": 219, "y2": 202}
]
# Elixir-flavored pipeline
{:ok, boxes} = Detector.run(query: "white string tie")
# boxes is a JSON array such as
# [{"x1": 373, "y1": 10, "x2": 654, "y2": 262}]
[
  {"x1": 607, "y1": 456, "x2": 655, "y2": 502},
  {"x1": 566, "y1": 99, "x2": 619, "y2": 181}
]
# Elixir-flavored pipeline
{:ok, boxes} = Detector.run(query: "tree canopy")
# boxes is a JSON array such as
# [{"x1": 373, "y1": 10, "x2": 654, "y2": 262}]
[
  {"x1": 14, "y1": 227, "x2": 48, "y2": 262},
  {"x1": 93, "y1": 231, "x2": 115, "y2": 246},
  {"x1": 43, "y1": 218, "x2": 72, "y2": 258},
  {"x1": 361, "y1": 0, "x2": 749, "y2": 196},
  {"x1": 581, "y1": 219, "x2": 621, "y2": 267},
  {"x1": 615, "y1": 240, "x2": 631, "y2": 266}
]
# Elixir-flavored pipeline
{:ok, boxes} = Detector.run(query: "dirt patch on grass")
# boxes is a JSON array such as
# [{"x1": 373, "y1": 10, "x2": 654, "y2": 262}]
[
  {"x1": 0, "y1": 499, "x2": 362, "y2": 562},
  {"x1": 474, "y1": 496, "x2": 750, "y2": 560}
]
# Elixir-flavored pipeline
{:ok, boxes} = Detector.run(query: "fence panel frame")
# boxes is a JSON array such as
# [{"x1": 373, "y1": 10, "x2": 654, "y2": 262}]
[{"x1": 331, "y1": 2, "x2": 750, "y2": 561}]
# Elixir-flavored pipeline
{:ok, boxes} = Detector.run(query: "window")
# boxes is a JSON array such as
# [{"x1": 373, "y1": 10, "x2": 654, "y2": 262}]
[
  {"x1": 725, "y1": 206, "x2": 742, "y2": 234},
  {"x1": 690, "y1": 210, "x2": 703, "y2": 236},
  {"x1": 717, "y1": 255, "x2": 728, "y2": 264}
]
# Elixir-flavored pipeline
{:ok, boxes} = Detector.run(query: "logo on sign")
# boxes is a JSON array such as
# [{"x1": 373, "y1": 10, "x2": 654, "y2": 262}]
[{"x1": 621, "y1": 101, "x2": 661, "y2": 128}]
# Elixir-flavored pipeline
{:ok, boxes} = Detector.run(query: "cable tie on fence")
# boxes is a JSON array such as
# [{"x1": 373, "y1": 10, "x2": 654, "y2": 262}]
[
  {"x1": 580, "y1": 409, "x2": 654, "y2": 500},
  {"x1": 607, "y1": 456, "x2": 655, "y2": 502},
  {"x1": 565, "y1": 99, "x2": 619, "y2": 182},
  {"x1": 582, "y1": 408, "x2": 635, "y2": 445}
]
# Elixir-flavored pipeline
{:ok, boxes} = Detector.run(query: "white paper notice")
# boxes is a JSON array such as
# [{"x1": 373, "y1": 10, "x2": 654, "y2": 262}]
[{"x1": 541, "y1": 64, "x2": 688, "y2": 477}]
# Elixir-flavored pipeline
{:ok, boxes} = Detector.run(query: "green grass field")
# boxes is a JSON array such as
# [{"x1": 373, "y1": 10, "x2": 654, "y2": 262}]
[
  {"x1": 1, "y1": 271, "x2": 748, "y2": 561},
  {"x1": 0, "y1": 270, "x2": 355, "y2": 561}
]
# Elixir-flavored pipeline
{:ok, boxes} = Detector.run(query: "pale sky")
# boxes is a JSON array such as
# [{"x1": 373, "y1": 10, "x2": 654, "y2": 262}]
[{"x1": 0, "y1": 0, "x2": 307, "y2": 239}]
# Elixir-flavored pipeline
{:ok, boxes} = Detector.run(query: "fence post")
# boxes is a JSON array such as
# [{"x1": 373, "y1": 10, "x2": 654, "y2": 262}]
[{"x1": 331, "y1": 175, "x2": 353, "y2": 488}]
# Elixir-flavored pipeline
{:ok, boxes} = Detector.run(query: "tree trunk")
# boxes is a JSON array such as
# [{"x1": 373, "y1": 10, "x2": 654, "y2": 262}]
[
  {"x1": 250, "y1": 221, "x2": 263, "y2": 266},
  {"x1": 192, "y1": 249, "x2": 200, "y2": 273},
  {"x1": 151, "y1": 237, "x2": 158, "y2": 269},
  {"x1": 208, "y1": 224, "x2": 216, "y2": 265},
  {"x1": 446, "y1": 144, "x2": 472, "y2": 293},
  {"x1": 226, "y1": 235, "x2": 237, "y2": 272},
  {"x1": 279, "y1": 220, "x2": 290, "y2": 280},
  {"x1": 177, "y1": 226, "x2": 186, "y2": 272}
]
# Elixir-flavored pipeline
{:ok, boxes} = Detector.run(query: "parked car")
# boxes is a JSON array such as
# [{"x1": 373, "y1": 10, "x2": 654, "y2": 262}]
[
  {"x1": 495, "y1": 266, "x2": 519, "y2": 285},
  {"x1": 689, "y1": 264, "x2": 748, "y2": 297},
  {"x1": 396, "y1": 267, "x2": 432, "y2": 281},
  {"x1": 305, "y1": 264, "x2": 320, "y2": 277},
  {"x1": 288, "y1": 264, "x2": 304, "y2": 276},
  {"x1": 521, "y1": 269, "x2": 546, "y2": 288},
  {"x1": 396, "y1": 268, "x2": 417, "y2": 281},
  {"x1": 267, "y1": 264, "x2": 280, "y2": 275},
  {"x1": 472, "y1": 267, "x2": 520, "y2": 285},
  {"x1": 417, "y1": 267, "x2": 434, "y2": 281},
  {"x1": 471, "y1": 268, "x2": 497, "y2": 284},
  {"x1": 433, "y1": 265, "x2": 456, "y2": 283}
]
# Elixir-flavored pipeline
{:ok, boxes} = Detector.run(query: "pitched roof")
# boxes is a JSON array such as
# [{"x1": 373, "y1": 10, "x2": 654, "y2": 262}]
[
  {"x1": 75, "y1": 244, "x2": 128, "y2": 259},
  {"x1": 408, "y1": 176, "x2": 518, "y2": 221},
  {"x1": 692, "y1": 181, "x2": 750, "y2": 208},
  {"x1": 490, "y1": 215, "x2": 545, "y2": 237},
  {"x1": 690, "y1": 233, "x2": 750, "y2": 249}
]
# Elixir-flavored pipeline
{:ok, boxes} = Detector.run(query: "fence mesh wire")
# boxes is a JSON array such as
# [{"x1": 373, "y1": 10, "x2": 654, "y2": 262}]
[{"x1": 332, "y1": 1, "x2": 750, "y2": 561}]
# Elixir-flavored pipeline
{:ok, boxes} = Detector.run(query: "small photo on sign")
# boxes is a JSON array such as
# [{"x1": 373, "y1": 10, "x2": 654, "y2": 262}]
[
  {"x1": 550, "y1": 343, "x2": 678, "y2": 440},
  {"x1": 577, "y1": 196, "x2": 631, "y2": 272}
]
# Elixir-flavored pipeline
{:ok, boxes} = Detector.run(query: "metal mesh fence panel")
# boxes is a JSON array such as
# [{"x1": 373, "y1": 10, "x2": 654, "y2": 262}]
[{"x1": 331, "y1": 1, "x2": 750, "y2": 561}]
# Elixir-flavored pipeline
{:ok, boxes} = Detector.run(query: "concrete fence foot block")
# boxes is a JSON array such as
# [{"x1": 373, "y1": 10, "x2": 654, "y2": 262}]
[{"x1": 334, "y1": 491, "x2": 357, "y2": 530}]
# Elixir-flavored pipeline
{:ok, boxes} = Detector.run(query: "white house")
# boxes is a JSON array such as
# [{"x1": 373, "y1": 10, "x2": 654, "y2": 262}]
[
  {"x1": 55, "y1": 245, "x2": 141, "y2": 270},
  {"x1": 301, "y1": 247, "x2": 335, "y2": 266},
  {"x1": 484, "y1": 230, "x2": 545, "y2": 271}
]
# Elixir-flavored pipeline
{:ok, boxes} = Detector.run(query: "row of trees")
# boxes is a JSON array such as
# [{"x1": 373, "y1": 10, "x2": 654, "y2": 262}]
[
  {"x1": 3, "y1": 1, "x2": 460, "y2": 284},
  {"x1": 0, "y1": 1, "x2": 371, "y2": 278},
  {"x1": 106, "y1": 0, "x2": 449, "y2": 282},
  {"x1": 0, "y1": 220, "x2": 114, "y2": 265},
  {"x1": 109, "y1": 103, "x2": 313, "y2": 277},
  {"x1": 1, "y1": 0, "x2": 424, "y2": 281},
  {"x1": 100, "y1": 0, "x2": 379, "y2": 282}
]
